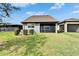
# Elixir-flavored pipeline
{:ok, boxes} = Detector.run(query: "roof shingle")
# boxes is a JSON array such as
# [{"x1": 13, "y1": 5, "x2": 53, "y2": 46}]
[
  {"x1": 22, "y1": 15, "x2": 58, "y2": 23},
  {"x1": 64, "y1": 18, "x2": 79, "y2": 22}
]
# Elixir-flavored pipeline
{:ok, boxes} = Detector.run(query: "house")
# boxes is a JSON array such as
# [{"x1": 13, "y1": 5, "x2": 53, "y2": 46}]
[
  {"x1": 22, "y1": 15, "x2": 79, "y2": 33},
  {"x1": 59, "y1": 18, "x2": 79, "y2": 32},
  {"x1": 0, "y1": 23, "x2": 22, "y2": 32},
  {"x1": 22, "y1": 15, "x2": 59, "y2": 33}
]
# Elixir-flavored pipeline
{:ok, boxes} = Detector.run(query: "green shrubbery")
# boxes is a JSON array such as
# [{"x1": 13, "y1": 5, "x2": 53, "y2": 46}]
[
  {"x1": 15, "y1": 29, "x2": 35, "y2": 35},
  {"x1": 23, "y1": 30, "x2": 28, "y2": 35},
  {"x1": 23, "y1": 29, "x2": 35, "y2": 35},
  {"x1": 29, "y1": 29, "x2": 34, "y2": 35},
  {"x1": 15, "y1": 29, "x2": 20, "y2": 35},
  {"x1": 57, "y1": 28, "x2": 64, "y2": 33}
]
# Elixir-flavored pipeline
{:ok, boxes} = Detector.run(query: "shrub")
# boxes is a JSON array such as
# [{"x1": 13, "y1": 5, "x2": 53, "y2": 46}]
[
  {"x1": 29, "y1": 29, "x2": 34, "y2": 35},
  {"x1": 15, "y1": 29, "x2": 20, "y2": 35},
  {"x1": 23, "y1": 30, "x2": 28, "y2": 35},
  {"x1": 57, "y1": 28, "x2": 64, "y2": 33}
]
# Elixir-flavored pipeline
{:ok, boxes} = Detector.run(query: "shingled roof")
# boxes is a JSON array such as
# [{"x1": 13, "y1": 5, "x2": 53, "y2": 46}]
[
  {"x1": 22, "y1": 15, "x2": 58, "y2": 23},
  {"x1": 64, "y1": 18, "x2": 79, "y2": 22},
  {"x1": 59, "y1": 18, "x2": 79, "y2": 24}
]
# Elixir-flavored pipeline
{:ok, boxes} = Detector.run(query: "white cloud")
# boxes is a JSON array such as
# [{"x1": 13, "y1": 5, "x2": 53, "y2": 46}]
[
  {"x1": 71, "y1": 5, "x2": 79, "y2": 14},
  {"x1": 11, "y1": 3, "x2": 36, "y2": 7},
  {"x1": 26, "y1": 11, "x2": 48, "y2": 16},
  {"x1": 50, "y1": 3, "x2": 64, "y2": 10},
  {"x1": 72, "y1": 10, "x2": 79, "y2": 14}
]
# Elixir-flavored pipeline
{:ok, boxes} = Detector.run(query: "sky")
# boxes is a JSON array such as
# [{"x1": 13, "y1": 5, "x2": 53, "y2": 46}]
[{"x1": 3, "y1": 3, "x2": 79, "y2": 24}]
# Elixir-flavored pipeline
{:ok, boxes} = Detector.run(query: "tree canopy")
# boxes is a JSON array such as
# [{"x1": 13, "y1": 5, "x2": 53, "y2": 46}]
[{"x1": 0, "y1": 3, "x2": 20, "y2": 21}]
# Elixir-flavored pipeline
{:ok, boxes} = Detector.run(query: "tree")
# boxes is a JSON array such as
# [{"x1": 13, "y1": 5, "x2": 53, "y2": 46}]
[
  {"x1": 0, "y1": 3, "x2": 20, "y2": 22},
  {"x1": 0, "y1": 3, "x2": 20, "y2": 32}
]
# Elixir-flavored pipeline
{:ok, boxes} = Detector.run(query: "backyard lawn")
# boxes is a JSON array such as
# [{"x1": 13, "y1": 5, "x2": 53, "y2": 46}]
[{"x1": 0, "y1": 32, "x2": 79, "y2": 56}]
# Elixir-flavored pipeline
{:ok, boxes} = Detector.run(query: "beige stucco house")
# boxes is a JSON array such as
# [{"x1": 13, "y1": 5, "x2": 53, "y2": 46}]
[
  {"x1": 22, "y1": 15, "x2": 59, "y2": 33},
  {"x1": 59, "y1": 18, "x2": 79, "y2": 32}
]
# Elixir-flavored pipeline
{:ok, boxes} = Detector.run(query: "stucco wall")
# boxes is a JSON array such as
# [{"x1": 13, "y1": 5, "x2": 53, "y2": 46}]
[
  {"x1": 23, "y1": 23, "x2": 40, "y2": 33},
  {"x1": 34, "y1": 23, "x2": 40, "y2": 33},
  {"x1": 60, "y1": 22, "x2": 79, "y2": 32},
  {"x1": 66, "y1": 22, "x2": 79, "y2": 24}
]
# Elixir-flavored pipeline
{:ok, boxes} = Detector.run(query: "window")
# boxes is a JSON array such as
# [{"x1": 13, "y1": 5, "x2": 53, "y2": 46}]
[{"x1": 28, "y1": 25, "x2": 34, "y2": 28}]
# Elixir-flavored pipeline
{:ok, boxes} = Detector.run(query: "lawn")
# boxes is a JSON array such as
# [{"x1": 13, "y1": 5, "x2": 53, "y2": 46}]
[
  {"x1": 0, "y1": 32, "x2": 16, "y2": 41},
  {"x1": 0, "y1": 32, "x2": 79, "y2": 56}
]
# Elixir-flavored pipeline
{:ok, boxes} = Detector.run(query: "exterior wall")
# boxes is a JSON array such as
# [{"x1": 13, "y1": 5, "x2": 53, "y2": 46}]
[
  {"x1": 23, "y1": 23, "x2": 40, "y2": 33},
  {"x1": 55, "y1": 23, "x2": 58, "y2": 33},
  {"x1": 0, "y1": 27, "x2": 19, "y2": 32},
  {"x1": 66, "y1": 22, "x2": 79, "y2": 24},
  {"x1": 64, "y1": 23, "x2": 67, "y2": 32},
  {"x1": 59, "y1": 23, "x2": 64, "y2": 25},
  {"x1": 34, "y1": 23, "x2": 40, "y2": 33},
  {"x1": 60, "y1": 22, "x2": 79, "y2": 32},
  {"x1": 23, "y1": 23, "x2": 59, "y2": 33},
  {"x1": 23, "y1": 23, "x2": 34, "y2": 30},
  {"x1": 57, "y1": 24, "x2": 60, "y2": 30}
]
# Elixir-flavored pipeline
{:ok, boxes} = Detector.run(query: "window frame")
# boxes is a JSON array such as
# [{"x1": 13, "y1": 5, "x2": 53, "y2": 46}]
[{"x1": 28, "y1": 24, "x2": 34, "y2": 28}]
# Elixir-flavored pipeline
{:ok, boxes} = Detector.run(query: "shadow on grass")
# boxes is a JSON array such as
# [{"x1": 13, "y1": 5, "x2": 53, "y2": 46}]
[
  {"x1": 0, "y1": 34, "x2": 47, "y2": 56},
  {"x1": 64, "y1": 33, "x2": 79, "y2": 39}
]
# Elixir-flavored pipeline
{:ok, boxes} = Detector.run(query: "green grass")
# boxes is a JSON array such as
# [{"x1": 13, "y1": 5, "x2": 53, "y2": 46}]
[
  {"x1": 0, "y1": 32, "x2": 79, "y2": 56},
  {"x1": 0, "y1": 32, "x2": 16, "y2": 41},
  {"x1": 0, "y1": 32, "x2": 46, "y2": 56},
  {"x1": 40, "y1": 33, "x2": 79, "y2": 56}
]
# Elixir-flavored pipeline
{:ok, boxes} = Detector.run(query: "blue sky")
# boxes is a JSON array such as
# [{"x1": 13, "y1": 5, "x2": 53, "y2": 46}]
[{"x1": 3, "y1": 3, "x2": 79, "y2": 24}]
